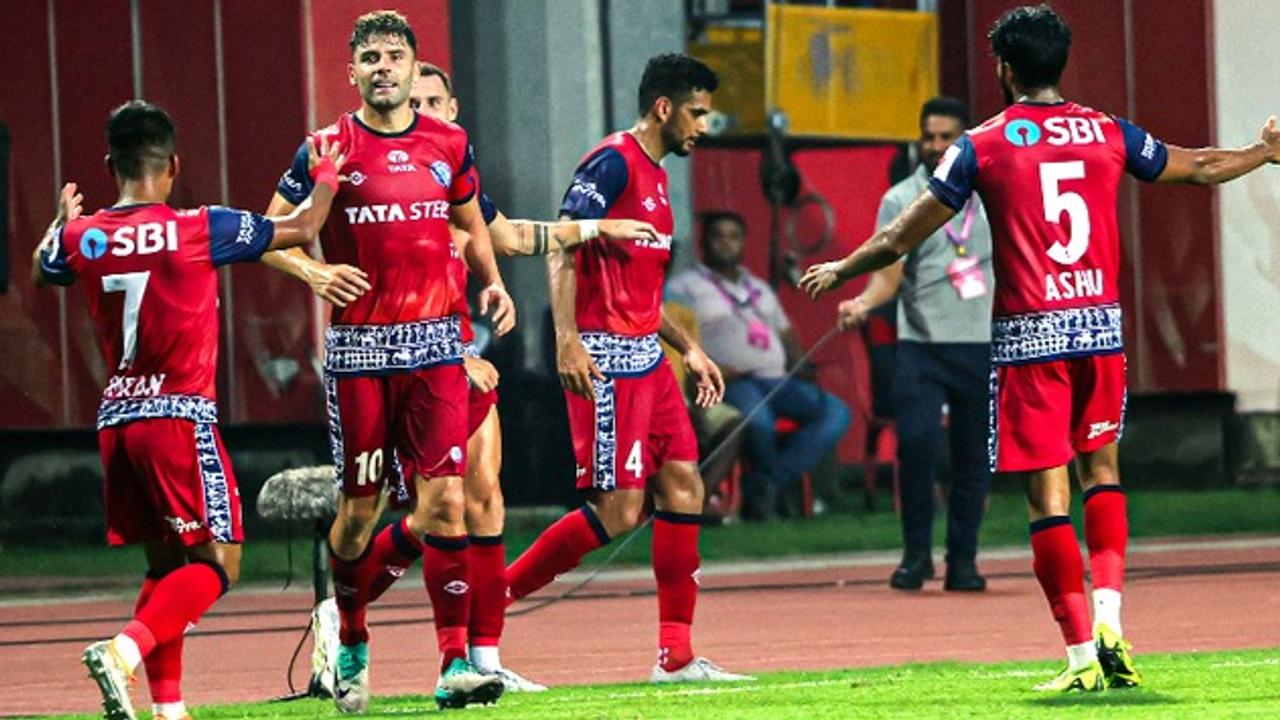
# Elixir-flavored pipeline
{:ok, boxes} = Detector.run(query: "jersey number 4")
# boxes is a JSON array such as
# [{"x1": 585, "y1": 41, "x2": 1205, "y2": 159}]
[
  {"x1": 102, "y1": 271, "x2": 151, "y2": 370},
  {"x1": 1040, "y1": 161, "x2": 1091, "y2": 265}
]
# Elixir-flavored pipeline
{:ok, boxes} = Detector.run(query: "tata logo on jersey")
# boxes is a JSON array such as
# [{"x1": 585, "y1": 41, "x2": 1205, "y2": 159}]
[
  {"x1": 342, "y1": 201, "x2": 451, "y2": 225},
  {"x1": 387, "y1": 149, "x2": 417, "y2": 174},
  {"x1": 81, "y1": 222, "x2": 178, "y2": 260},
  {"x1": 1005, "y1": 118, "x2": 1108, "y2": 147}
]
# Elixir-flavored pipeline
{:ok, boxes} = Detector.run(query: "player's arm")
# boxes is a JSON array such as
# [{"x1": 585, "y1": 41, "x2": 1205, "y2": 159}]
[
  {"x1": 659, "y1": 309, "x2": 725, "y2": 408},
  {"x1": 838, "y1": 262, "x2": 905, "y2": 329},
  {"x1": 800, "y1": 191, "x2": 954, "y2": 300},
  {"x1": 452, "y1": 195, "x2": 515, "y2": 336},
  {"x1": 31, "y1": 182, "x2": 84, "y2": 287},
  {"x1": 263, "y1": 136, "x2": 343, "y2": 249},
  {"x1": 1115, "y1": 115, "x2": 1280, "y2": 186},
  {"x1": 547, "y1": 231, "x2": 602, "y2": 399},
  {"x1": 260, "y1": 140, "x2": 370, "y2": 307},
  {"x1": 493, "y1": 212, "x2": 658, "y2": 257}
]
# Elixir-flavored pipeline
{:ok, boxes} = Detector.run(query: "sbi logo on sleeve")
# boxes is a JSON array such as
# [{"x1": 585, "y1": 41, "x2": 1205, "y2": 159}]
[
  {"x1": 80, "y1": 228, "x2": 109, "y2": 260},
  {"x1": 1004, "y1": 119, "x2": 1042, "y2": 147}
]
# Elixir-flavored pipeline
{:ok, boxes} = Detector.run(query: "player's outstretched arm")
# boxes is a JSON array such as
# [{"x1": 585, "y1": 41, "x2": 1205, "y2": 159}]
[
  {"x1": 1158, "y1": 116, "x2": 1280, "y2": 185},
  {"x1": 31, "y1": 182, "x2": 84, "y2": 287},
  {"x1": 453, "y1": 197, "x2": 516, "y2": 336},
  {"x1": 799, "y1": 190, "x2": 955, "y2": 300},
  {"x1": 495, "y1": 212, "x2": 658, "y2": 256},
  {"x1": 838, "y1": 262, "x2": 905, "y2": 330}
]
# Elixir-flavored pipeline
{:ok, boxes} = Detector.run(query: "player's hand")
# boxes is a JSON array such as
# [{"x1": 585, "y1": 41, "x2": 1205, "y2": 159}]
[
  {"x1": 557, "y1": 336, "x2": 605, "y2": 400},
  {"x1": 477, "y1": 283, "x2": 516, "y2": 336},
  {"x1": 599, "y1": 219, "x2": 659, "y2": 243},
  {"x1": 304, "y1": 262, "x2": 371, "y2": 307},
  {"x1": 799, "y1": 259, "x2": 849, "y2": 300},
  {"x1": 55, "y1": 182, "x2": 83, "y2": 224},
  {"x1": 463, "y1": 355, "x2": 500, "y2": 393},
  {"x1": 307, "y1": 134, "x2": 347, "y2": 173},
  {"x1": 1261, "y1": 116, "x2": 1280, "y2": 163},
  {"x1": 837, "y1": 297, "x2": 871, "y2": 330},
  {"x1": 683, "y1": 345, "x2": 725, "y2": 408}
]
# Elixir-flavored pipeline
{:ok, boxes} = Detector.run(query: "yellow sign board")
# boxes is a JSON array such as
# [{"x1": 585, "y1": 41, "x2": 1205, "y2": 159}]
[{"x1": 765, "y1": 5, "x2": 938, "y2": 141}]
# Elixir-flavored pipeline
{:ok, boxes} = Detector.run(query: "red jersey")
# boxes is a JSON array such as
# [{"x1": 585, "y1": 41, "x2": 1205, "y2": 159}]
[
  {"x1": 929, "y1": 101, "x2": 1168, "y2": 365},
  {"x1": 559, "y1": 131, "x2": 675, "y2": 338},
  {"x1": 277, "y1": 112, "x2": 477, "y2": 327},
  {"x1": 40, "y1": 203, "x2": 275, "y2": 427}
]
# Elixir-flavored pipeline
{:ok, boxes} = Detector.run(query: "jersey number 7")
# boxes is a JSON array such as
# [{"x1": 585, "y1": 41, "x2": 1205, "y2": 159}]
[{"x1": 102, "y1": 271, "x2": 151, "y2": 371}]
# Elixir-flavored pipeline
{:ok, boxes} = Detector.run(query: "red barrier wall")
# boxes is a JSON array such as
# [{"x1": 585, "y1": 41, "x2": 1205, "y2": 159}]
[{"x1": 0, "y1": 0, "x2": 449, "y2": 429}]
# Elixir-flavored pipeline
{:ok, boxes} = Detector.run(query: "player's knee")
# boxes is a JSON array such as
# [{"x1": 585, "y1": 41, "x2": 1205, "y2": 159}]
[
  {"x1": 335, "y1": 497, "x2": 380, "y2": 532},
  {"x1": 464, "y1": 481, "x2": 504, "y2": 530},
  {"x1": 419, "y1": 478, "x2": 467, "y2": 526},
  {"x1": 593, "y1": 495, "x2": 646, "y2": 535}
]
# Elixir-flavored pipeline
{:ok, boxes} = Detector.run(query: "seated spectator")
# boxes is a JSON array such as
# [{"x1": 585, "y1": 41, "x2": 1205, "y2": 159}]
[{"x1": 667, "y1": 212, "x2": 851, "y2": 520}]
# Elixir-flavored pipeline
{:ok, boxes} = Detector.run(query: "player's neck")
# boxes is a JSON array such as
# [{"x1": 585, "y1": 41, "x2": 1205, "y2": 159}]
[
  {"x1": 358, "y1": 103, "x2": 415, "y2": 134},
  {"x1": 114, "y1": 178, "x2": 169, "y2": 206},
  {"x1": 628, "y1": 121, "x2": 667, "y2": 165},
  {"x1": 1016, "y1": 86, "x2": 1064, "y2": 104}
]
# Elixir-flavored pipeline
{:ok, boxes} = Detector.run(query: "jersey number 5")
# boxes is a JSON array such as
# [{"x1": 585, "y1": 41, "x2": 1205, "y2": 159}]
[
  {"x1": 102, "y1": 271, "x2": 151, "y2": 370},
  {"x1": 1040, "y1": 161, "x2": 1091, "y2": 265}
]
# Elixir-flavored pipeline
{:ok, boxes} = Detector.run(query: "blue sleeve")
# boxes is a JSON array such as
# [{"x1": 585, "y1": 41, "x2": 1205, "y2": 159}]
[
  {"x1": 558, "y1": 148, "x2": 629, "y2": 220},
  {"x1": 275, "y1": 142, "x2": 313, "y2": 205},
  {"x1": 927, "y1": 135, "x2": 979, "y2": 211},
  {"x1": 208, "y1": 206, "x2": 276, "y2": 266},
  {"x1": 39, "y1": 226, "x2": 76, "y2": 286},
  {"x1": 1114, "y1": 116, "x2": 1169, "y2": 182},
  {"x1": 479, "y1": 191, "x2": 499, "y2": 225}
]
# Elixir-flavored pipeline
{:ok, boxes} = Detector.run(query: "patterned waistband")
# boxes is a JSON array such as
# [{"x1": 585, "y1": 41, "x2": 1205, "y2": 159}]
[
  {"x1": 580, "y1": 332, "x2": 663, "y2": 377},
  {"x1": 97, "y1": 395, "x2": 219, "y2": 430},
  {"x1": 991, "y1": 303, "x2": 1123, "y2": 366},
  {"x1": 325, "y1": 317, "x2": 463, "y2": 375}
]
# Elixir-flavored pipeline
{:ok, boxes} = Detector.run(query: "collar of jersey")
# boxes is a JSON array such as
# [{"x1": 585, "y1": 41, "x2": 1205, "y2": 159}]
[
  {"x1": 1014, "y1": 99, "x2": 1068, "y2": 107},
  {"x1": 351, "y1": 111, "x2": 419, "y2": 138},
  {"x1": 105, "y1": 202, "x2": 164, "y2": 212},
  {"x1": 622, "y1": 131, "x2": 663, "y2": 169}
]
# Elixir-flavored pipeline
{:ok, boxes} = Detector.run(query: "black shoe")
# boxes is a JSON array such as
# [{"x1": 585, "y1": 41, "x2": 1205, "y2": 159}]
[
  {"x1": 888, "y1": 553, "x2": 935, "y2": 590},
  {"x1": 943, "y1": 561, "x2": 987, "y2": 592}
]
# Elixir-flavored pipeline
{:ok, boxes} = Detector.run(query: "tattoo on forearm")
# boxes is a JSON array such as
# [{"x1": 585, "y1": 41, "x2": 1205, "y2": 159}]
[
  {"x1": 552, "y1": 229, "x2": 571, "y2": 251},
  {"x1": 533, "y1": 225, "x2": 549, "y2": 256}
]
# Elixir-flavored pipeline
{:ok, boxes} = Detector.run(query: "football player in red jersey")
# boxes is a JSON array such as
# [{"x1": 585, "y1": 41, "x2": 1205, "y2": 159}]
[
  {"x1": 802, "y1": 4, "x2": 1280, "y2": 693},
  {"x1": 504, "y1": 53, "x2": 752, "y2": 684},
  {"x1": 33, "y1": 100, "x2": 341, "y2": 720}
]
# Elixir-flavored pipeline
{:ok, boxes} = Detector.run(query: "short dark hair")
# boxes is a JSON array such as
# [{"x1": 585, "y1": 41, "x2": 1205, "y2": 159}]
[
  {"x1": 989, "y1": 4, "x2": 1071, "y2": 89},
  {"x1": 418, "y1": 62, "x2": 452, "y2": 96},
  {"x1": 637, "y1": 53, "x2": 719, "y2": 116},
  {"x1": 699, "y1": 211, "x2": 745, "y2": 248},
  {"x1": 105, "y1": 100, "x2": 176, "y2": 181},
  {"x1": 349, "y1": 10, "x2": 417, "y2": 54},
  {"x1": 920, "y1": 96, "x2": 971, "y2": 129}
]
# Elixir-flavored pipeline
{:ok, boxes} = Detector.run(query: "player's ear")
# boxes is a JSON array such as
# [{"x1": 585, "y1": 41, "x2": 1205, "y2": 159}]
[
  {"x1": 169, "y1": 154, "x2": 179, "y2": 179},
  {"x1": 654, "y1": 96, "x2": 672, "y2": 123},
  {"x1": 348, "y1": 62, "x2": 357, "y2": 87},
  {"x1": 104, "y1": 154, "x2": 115, "y2": 182},
  {"x1": 448, "y1": 98, "x2": 459, "y2": 122}
]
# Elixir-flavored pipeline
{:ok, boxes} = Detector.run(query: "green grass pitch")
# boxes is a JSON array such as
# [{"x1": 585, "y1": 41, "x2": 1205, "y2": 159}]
[{"x1": 56, "y1": 648, "x2": 1280, "y2": 719}]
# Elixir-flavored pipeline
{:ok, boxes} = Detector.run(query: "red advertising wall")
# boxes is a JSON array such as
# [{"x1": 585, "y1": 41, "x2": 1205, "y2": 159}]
[{"x1": 0, "y1": 0, "x2": 449, "y2": 429}]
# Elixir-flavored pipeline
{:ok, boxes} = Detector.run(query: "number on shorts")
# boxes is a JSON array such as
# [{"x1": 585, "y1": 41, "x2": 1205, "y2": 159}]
[
  {"x1": 625, "y1": 440, "x2": 643, "y2": 479},
  {"x1": 101, "y1": 271, "x2": 151, "y2": 370},
  {"x1": 353, "y1": 449, "x2": 383, "y2": 486}
]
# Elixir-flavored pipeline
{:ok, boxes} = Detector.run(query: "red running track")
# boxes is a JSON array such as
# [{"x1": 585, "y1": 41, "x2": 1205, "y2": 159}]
[{"x1": 2, "y1": 536, "x2": 1278, "y2": 716}]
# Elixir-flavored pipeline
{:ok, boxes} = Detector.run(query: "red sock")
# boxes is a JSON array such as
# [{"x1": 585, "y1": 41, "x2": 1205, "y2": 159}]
[
  {"x1": 467, "y1": 536, "x2": 506, "y2": 649},
  {"x1": 123, "y1": 562, "x2": 227, "y2": 657},
  {"x1": 653, "y1": 512, "x2": 700, "y2": 671},
  {"x1": 136, "y1": 572, "x2": 183, "y2": 703},
  {"x1": 367, "y1": 517, "x2": 424, "y2": 603},
  {"x1": 329, "y1": 542, "x2": 374, "y2": 646},
  {"x1": 423, "y1": 535, "x2": 471, "y2": 671},
  {"x1": 1029, "y1": 517, "x2": 1092, "y2": 646},
  {"x1": 1084, "y1": 485, "x2": 1128, "y2": 592},
  {"x1": 506, "y1": 506, "x2": 609, "y2": 603}
]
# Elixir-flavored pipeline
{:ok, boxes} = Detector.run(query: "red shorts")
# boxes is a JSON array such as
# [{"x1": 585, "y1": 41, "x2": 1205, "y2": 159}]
[
  {"x1": 324, "y1": 364, "x2": 469, "y2": 499},
  {"x1": 98, "y1": 419, "x2": 244, "y2": 547},
  {"x1": 566, "y1": 358, "x2": 698, "y2": 492},
  {"x1": 990, "y1": 353, "x2": 1126, "y2": 472},
  {"x1": 468, "y1": 386, "x2": 498, "y2": 438}
]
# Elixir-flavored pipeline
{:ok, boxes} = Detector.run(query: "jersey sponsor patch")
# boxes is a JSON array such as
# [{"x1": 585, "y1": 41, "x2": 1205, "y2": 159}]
[{"x1": 429, "y1": 160, "x2": 452, "y2": 188}]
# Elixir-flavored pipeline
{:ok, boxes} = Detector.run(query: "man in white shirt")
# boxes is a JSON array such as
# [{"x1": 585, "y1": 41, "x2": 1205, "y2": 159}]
[{"x1": 667, "y1": 212, "x2": 851, "y2": 520}]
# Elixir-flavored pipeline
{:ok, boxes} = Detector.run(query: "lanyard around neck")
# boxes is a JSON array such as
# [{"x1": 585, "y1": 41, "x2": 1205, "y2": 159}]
[{"x1": 943, "y1": 199, "x2": 976, "y2": 256}]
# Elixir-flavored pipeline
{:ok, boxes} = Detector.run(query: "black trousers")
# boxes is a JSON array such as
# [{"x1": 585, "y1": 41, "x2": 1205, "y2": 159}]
[{"x1": 893, "y1": 341, "x2": 991, "y2": 565}]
